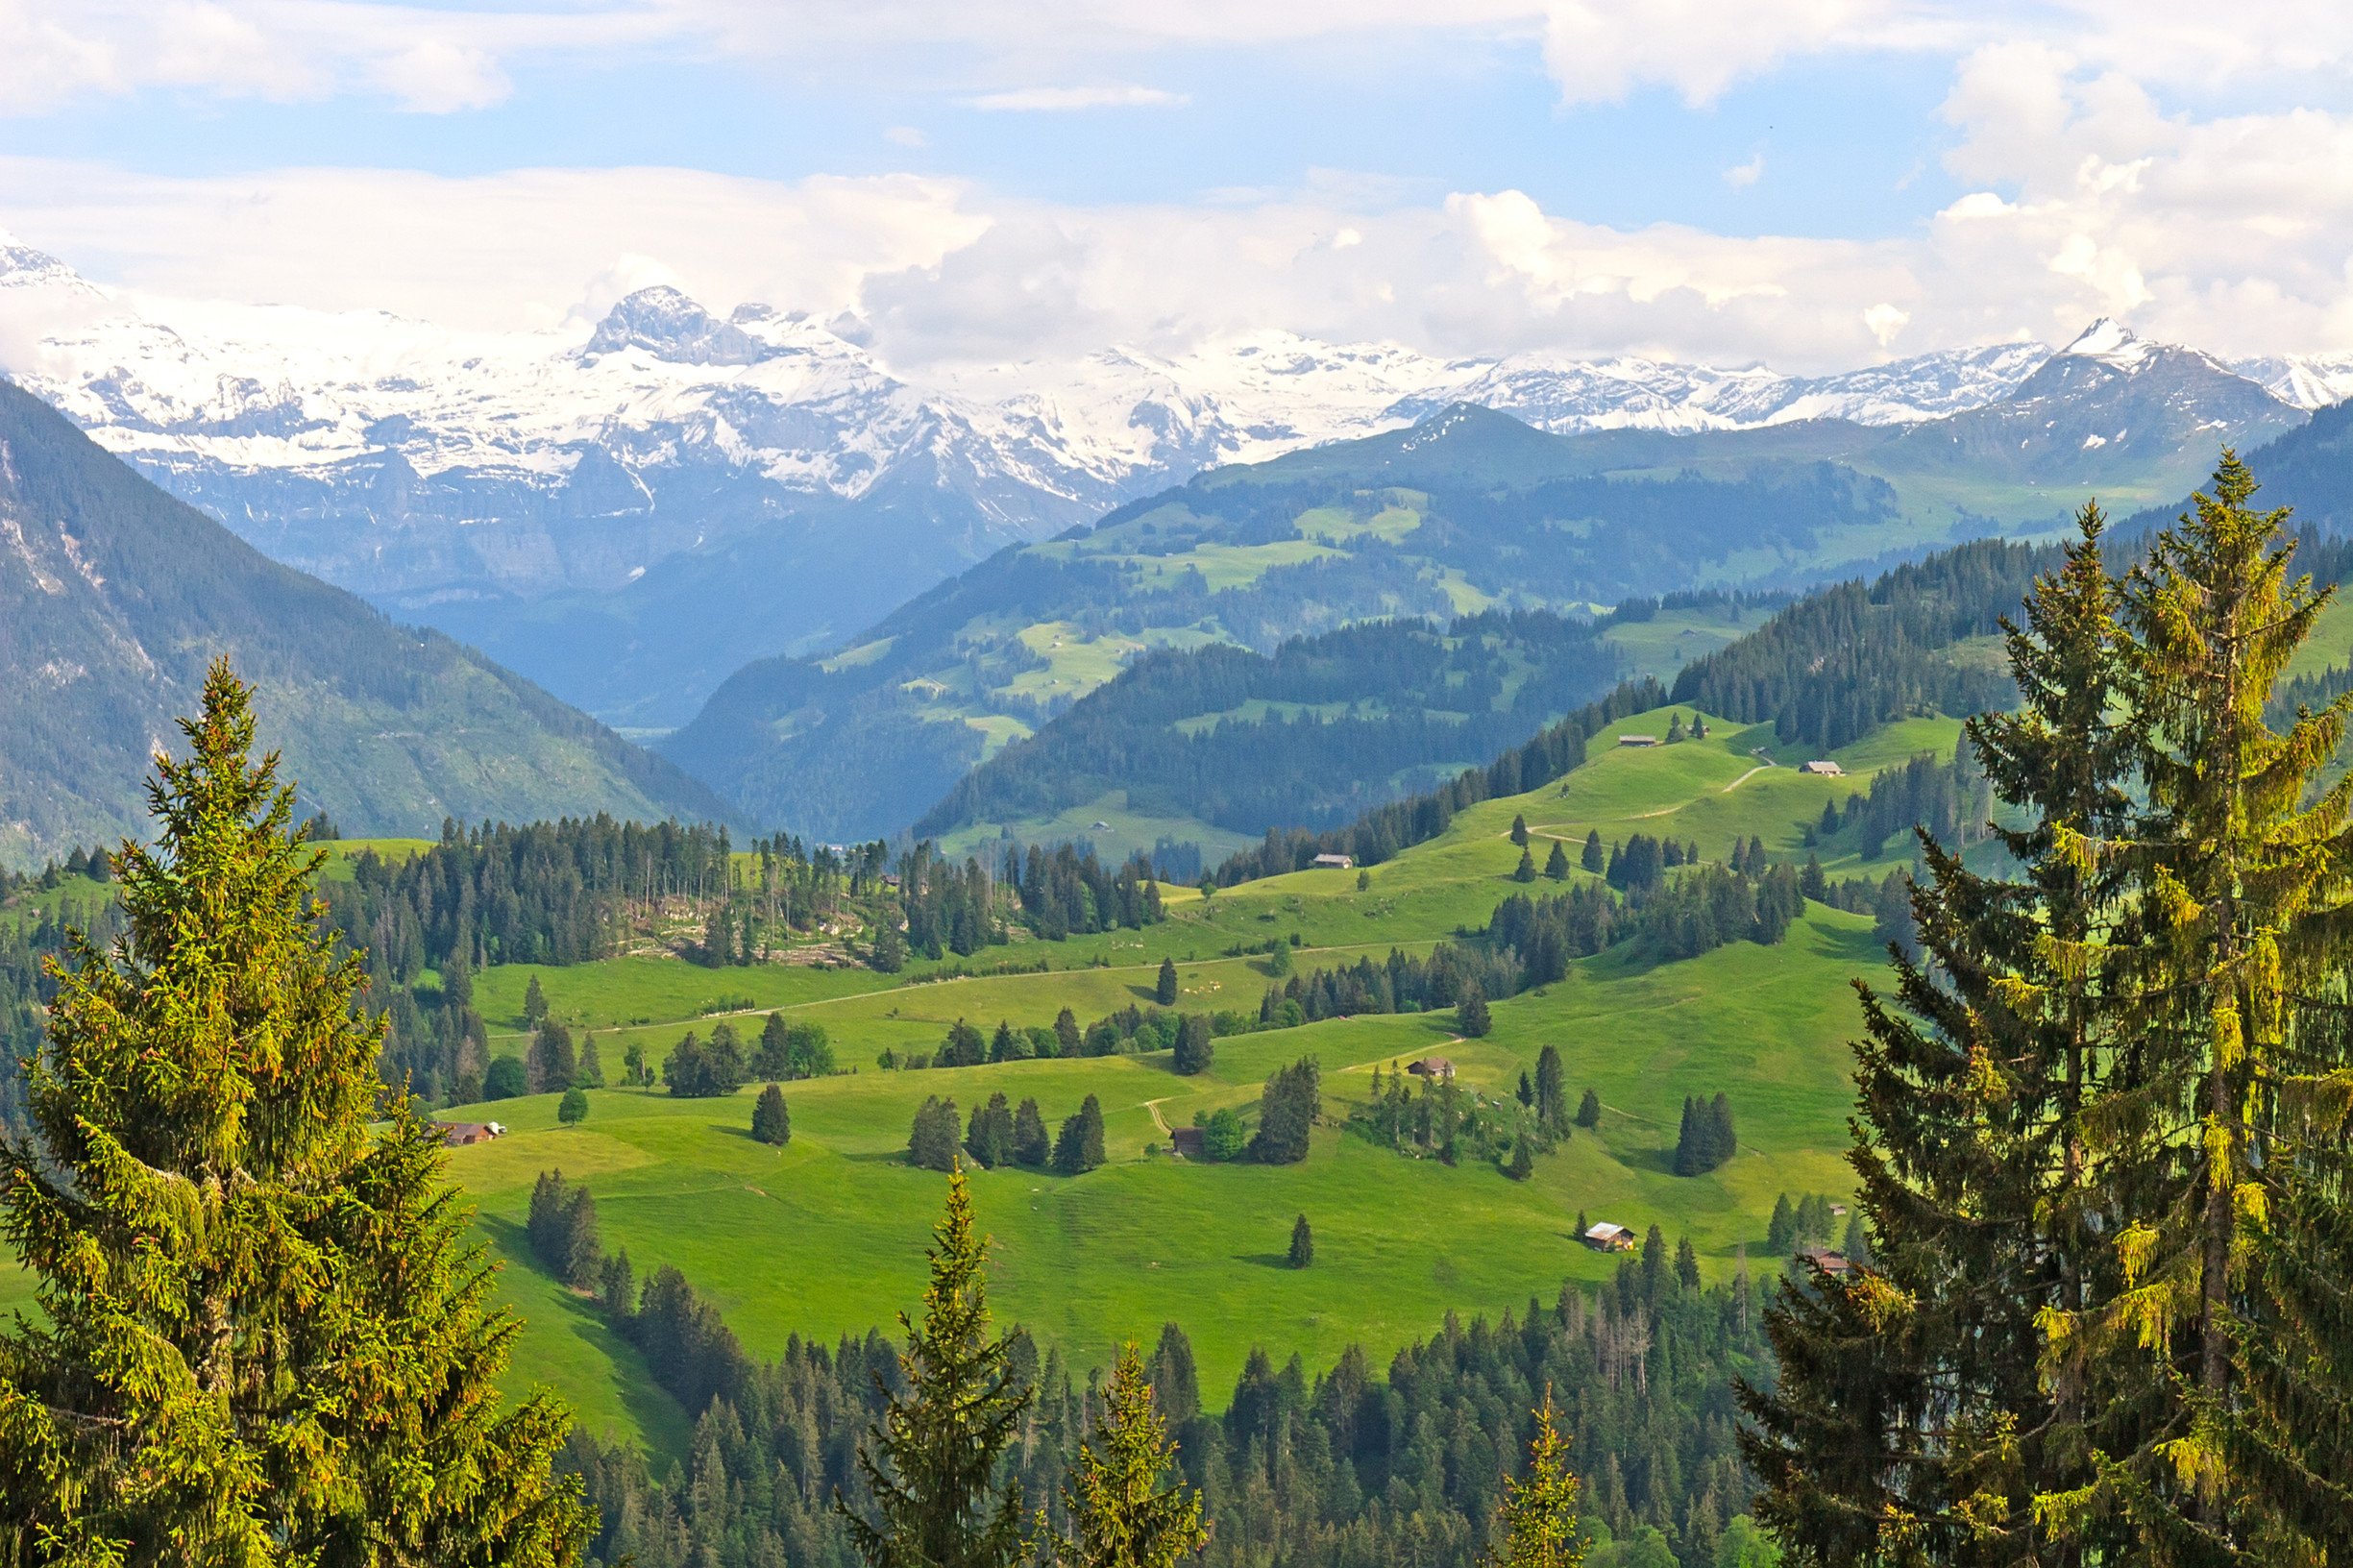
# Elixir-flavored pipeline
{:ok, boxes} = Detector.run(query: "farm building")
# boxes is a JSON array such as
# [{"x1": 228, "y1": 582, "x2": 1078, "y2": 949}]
[
  {"x1": 1617, "y1": 735, "x2": 1660, "y2": 747},
  {"x1": 1799, "y1": 759, "x2": 1846, "y2": 776},
  {"x1": 1168, "y1": 1126, "x2": 1205, "y2": 1159},
  {"x1": 1406, "y1": 1057, "x2": 1456, "y2": 1081},
  {"x1": 438, "y1": 1121, "x2": 504, "y2": 1147},
  {"x1": 1312, "y1": 852, "x2": 1356, "y2": 870},
  {"x1": 1582, "y1": 1221, "x2": 1637, "y2": 1252},
  {"x1": 1797, "y1": 1245, "x2": 1853, "y2": 1276}
]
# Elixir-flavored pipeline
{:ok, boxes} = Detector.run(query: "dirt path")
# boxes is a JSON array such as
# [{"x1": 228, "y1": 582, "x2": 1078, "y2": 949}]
[
  {"x1": 1143, "y1": 1097, "x2": 1174, "y2": 1137},
  {"x1": 1721, "y1": 764, "x2": 1772, "y2": 792}
]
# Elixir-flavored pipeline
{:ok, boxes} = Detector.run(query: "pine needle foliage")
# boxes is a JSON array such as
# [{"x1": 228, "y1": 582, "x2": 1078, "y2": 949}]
[
  {"x1": 2047, "y1": 453, "x2": 2353, "y2": 1561},
  {"x1": 842, "y1": 1165, "x2": 1034, "y2": 1568},
  {"x1": 1049, "y1": 1341, "x2": 1209, "y2": 1568},
  {"x1": 0, "y1": 660, "x2": 590, "y2": 1567},
  {"x1": 1490, "y1": 1386, "x2": 1583, "y2": 1568}
]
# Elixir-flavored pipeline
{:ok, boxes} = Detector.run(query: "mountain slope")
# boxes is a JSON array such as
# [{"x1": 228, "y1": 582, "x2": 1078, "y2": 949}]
[{"x1": 0, "y1": 380, "x2": 730, "y2": 867}]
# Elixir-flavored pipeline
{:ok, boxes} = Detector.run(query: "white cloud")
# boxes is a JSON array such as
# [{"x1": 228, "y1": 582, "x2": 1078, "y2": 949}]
[
  {"x1": 1863, "y1": 302, "x2": 1909, "y2": 345},
  {"x1": 885, "y1": 125, "x2": 929, "y2": 147},
  {"x1": 966, "y1": 84, "x2": 1189, "y2": 110},
  {"x1": 1724, "y1": 152, "x2": 1766, "y2": 188}
]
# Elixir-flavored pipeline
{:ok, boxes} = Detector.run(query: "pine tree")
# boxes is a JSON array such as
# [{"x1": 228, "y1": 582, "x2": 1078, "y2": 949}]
[
  {"x1": 1513, "y1": 848, "x2": 1537, "y2": 883},
  {"x1": 872, "y1": 918, "x2": 907, "y2": 973},
  {"x1": 1517, "y1": 1069, "x2": 1534, "y2": 1108},
  {"x1": 1544, "y1": 841, "x2": 1570, "y2": 880},
  {"x1": 842, "y1": 1168, "x2": 1033, "y2": 1568},
  {"x1": 1052, "y1": 1340, "x2": 1210, "y2": 1568},
  {"x1": 0, "y1": 662, "x2": 590, "y2": 1565},
  {"x1": 1171, "y1": 1014, "x2": 1213, "y2": 1075},
  {"x1": 1510, "y1": 814, "x2": 1530, "y2": 846},
  {"x1": 576, "y1": 1032, "x2": 605, "y2": 1088},
  {"x1": 753, "y1": 1083, "x2": 792, "y2": 1146},
  {"x1": 1054, "y1": 1095, "x2": 1106, "y2": 1175},
  {"x1": 910, "y1": 1096, "x2": 963, "y2": 1171},
  {"x1": 1013, "y1": 1098, "x2": 1051, "y2": 1167},
  {"x1": 1767, "y1": 1194, "x2": 1797, "y2": 1255},
  {"x1": 1288, "y1": 1214, "x2": 1314, "y2": 1269},
  {"x1": 1507, "y1": 1139, "x2": 1534, "y2": 1182},
  {"x1": 1581, "y1": 830, "x2": 1605, "y2": 874},
  {"x1": 2049, "y1": 454, "x2": 2353, "y2": 1556},
  {"x1": 525, "y1": 971, "x2": 549, "y2": 1024},
  {"x1": 1675, "y1": 1236, "x2": 1701, "y2": 1292},
  {"x1": 1575, "y1": 1084, "x2": 1600, "y2": 1130},
  {"x1": 1490, "y1": 1387, "x2": 1584, "y2": 1568},
  {"x1": 1458, "y1": 984, "x2": 1492, "y2": 1039},
  {"x1": 1155, "y1": 957, "x2": 1179, "y2": 1007},
  {"x1": 965, "y1": 1092, "x2": 1014, "y2": 1168}
]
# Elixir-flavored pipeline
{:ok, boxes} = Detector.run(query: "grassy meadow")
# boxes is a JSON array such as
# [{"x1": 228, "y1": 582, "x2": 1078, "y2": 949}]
[{"x1": 423, "y1": 702, "x2": 1945, "y2": 1458}]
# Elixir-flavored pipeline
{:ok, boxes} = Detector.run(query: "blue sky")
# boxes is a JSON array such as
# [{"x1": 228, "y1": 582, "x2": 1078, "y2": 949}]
[{"x1": 3, "y1": 3, "x2": 2352, "y2": 371}]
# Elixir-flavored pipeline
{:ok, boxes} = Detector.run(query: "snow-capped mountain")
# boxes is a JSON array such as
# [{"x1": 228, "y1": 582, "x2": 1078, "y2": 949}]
[
  {"x1": 0, "y1": 230, "x2": 2327, "y2": 723},
  {"x1": 1878, "y1": 318, "x2": 2305, "y2": 486}
]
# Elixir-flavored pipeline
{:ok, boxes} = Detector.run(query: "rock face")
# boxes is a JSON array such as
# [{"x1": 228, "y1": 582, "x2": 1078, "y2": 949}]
[{"x1": 0, "y1": 231, "x2": 2331, "y2": 724}]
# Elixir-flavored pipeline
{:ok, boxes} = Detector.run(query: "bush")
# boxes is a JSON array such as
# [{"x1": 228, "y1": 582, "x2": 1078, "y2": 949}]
[
  {"x1": 1201, "y1": 1108, "x2": 1246, "y2": 1162},
  {"x1": 557, "y1": 1087, "x2": 589, "y2": 1126},
  {"x1": 484, "y1": 1056, "x2": 528, "y2": 1100}
]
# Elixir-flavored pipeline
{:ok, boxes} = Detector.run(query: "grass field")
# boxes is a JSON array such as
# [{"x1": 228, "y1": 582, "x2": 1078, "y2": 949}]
[
  {"x1": 2, "y1": 698, "x2": 1945, "y2": 1463},
  {"x1": 416, "y1": 701, "x2": 1952, "y2": 1457}
]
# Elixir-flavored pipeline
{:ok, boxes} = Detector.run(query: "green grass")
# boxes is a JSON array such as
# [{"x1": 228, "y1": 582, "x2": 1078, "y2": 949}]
[
  {"x1": 420, "y1": 698, "x2": 1922, "y2": 1458},
  {"x1": 933, "y1": 791, "x2": 1260, "y2": 870},
  {"x1": 5, "y1": 698, "x2": 1904, "y2": 1466},
  {"x1": 450, "y1": 901, "x2": 1875, "y2": 1455}
]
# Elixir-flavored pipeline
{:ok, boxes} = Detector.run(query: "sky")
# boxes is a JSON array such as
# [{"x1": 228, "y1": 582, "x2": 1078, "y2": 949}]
[{"x1": 4, "y1": 1, "x2": 2353, "y2": 373}]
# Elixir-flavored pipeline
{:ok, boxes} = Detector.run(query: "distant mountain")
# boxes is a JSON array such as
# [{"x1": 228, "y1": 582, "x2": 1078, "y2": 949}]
[
  {"x1": 0, "y1": 380, "x2": 730, "y2": 868},
  {"x1": 1876, "y1": 319, "x2": 2307, "y2": 490},
  {"x1": 0, "y1": 234, "x2": 2076, "y2": 723}
]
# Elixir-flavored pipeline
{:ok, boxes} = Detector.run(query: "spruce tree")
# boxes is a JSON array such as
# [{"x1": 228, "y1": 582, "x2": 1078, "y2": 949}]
[
  {"x1": 1492, "y1": 1387, "x2": 1584, "y2": 1568},
  {"x1": 1544, "y1": 841, "x2": 1570, "y2": 880},
  {"x1": 842, "y1": 1168, "x2": 1033, "y2": 1568},
  {"x1": 1581, "y1": 830, "x2": 1604, "y2": 874},
  {"x1": 1507, "y1": 1139, "x2": 1534, "y2": 1182},
  {"x1": 1052, "y1": 1340, "x2": 1209, "y2": 1568},
  {"x1": 1155, "y1": 957, "x2": 1179, "y2": 1007},
  {"x1": 1287, "y1": 1214, "x2": 1314, "y2": 1269},
  {"x1": 1013, "y1": 1098, "x2": 1051, "y2": 1167},
  {"x1": 1458, "y1": 984, "x2": 1492, "y2": 1039},
  {"x1": 1575, "y1": 1084, "x2": 1600, "y2": 1130},
  {"x1": 1171, "y1": 1014, "x2": 1213, "y2": 1076},
  {"x1": 1054, "y1": 1096, "x2": 1106, "y2": 1175},
  {"x1": 753, "y1": 1083, "x2": 792, "y2": 1145},
  {"x1": 1510, "y1": 814, "x2": 1530, "y2": 846},
  {"x1": 0, "y1": 663, "x2": 589, "y2": 1565},
  {"x1": 1513, "y1": 848, "x2": 1536, "y2": 883},
  {"x1": 2048, "y1": 454, "x2": 2353, "y2": 1557},
  {"x1": 524, "y1": 971, "x2": 549, "y2": 1024}
]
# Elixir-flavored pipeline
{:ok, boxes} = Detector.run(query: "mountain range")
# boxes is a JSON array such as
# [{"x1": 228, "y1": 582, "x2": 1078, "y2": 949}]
[
  {"x1": 7, "y1": 228, "x2": 2342, "y2": 726},
  {"x1": 0, "y1": 379, "x2": 729, "y2": 867}
]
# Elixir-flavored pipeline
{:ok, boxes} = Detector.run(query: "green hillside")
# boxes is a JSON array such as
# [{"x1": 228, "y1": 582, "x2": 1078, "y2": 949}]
[
  {"x1": 0, "y1": 380, "x2": 732, "y2": 869},
  {"x1": 363, "y1": 703, "x2": 1947, "y2": 1456},
  {"x1": 664, "y1": 396, "x2": 2299, "y2": 847}
]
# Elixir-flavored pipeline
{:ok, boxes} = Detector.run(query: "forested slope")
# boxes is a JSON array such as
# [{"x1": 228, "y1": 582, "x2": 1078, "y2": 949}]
[{"x1": 0, "y1": 380, "x2": 730, "y2": 867}]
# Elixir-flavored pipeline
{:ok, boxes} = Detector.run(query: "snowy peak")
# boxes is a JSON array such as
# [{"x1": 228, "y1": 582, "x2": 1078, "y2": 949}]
[
  {"x1": 584, "y1": 285, "x2": 772, "y2": 366},
  {"x1": 0, "y1": 233, "x2": 97, "y2": 294},
  {"x1": 2057, "y1": 317, "x2": 2153, "y2": 371}
]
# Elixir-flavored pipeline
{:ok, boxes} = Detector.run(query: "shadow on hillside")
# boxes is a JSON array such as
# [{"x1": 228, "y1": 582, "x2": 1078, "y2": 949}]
[
  {"x1": 480, "y1": 1215, "x2": 696, "y2": 1461},
  {"x1": 1233, "y1": 1251, "x2": 1295, "y2": 1270}
]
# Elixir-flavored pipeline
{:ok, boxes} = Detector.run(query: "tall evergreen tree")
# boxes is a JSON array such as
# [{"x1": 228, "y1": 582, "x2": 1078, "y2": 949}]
[
  {"x1": 1171, "y1": 1015, "x2": 1213, "y2": 1076},
  {"x1": 841, "y1": 1168, "x2": 1034, "y2": 1568},
  {"x1": 0, "y1": 662, "x2": 589, "y2": 1566},
  {"x1": 1288, "y1": 1214, "x2": 1314, "y2": 1269},
  {"x1": 1544, "y1": 841, "x2": 1571, "y2": 881},
  {"x1": 1581, "y1": 830, "x2": 1605, "y2": 874},
  {"x1": 1054, "y1": 1096, "x2": 1106, "y2": 1176},
  {"x1": 1745, "y1": 504, "x2": 2132, "y2": 1564},
  {"x1": 1051, "y1": 1340, "x2": 1209, "y2": 1568},
  {"x1": 1013, "y1": 1098, "x2": 1051, "y2": 1167},
  {"x1": 2050, "y1": 454, "x2": 2353, "y2": 1559},
  {"x1": 1458, "y1": 984, "x2": 1492, "y2": 1039},
  {"x1": 1155, "y1": 958, "x2": 1179, "y2": 1007}
]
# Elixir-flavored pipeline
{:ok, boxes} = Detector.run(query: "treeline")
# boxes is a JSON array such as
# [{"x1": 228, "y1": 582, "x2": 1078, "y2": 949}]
[
  {"x1": 1668, "y1": 538, "x2": 2048, "y2": 751},
  {"x1": 554, "y1": 1209, "x2": 1780, "y2": 1568},
  {"x1": 916, "y1": 611, "x2": 1625, "y2": 842},
  {"x1": 1484, "y1": 859, "x2": 1807, "y2": 979},
  {"x1": 1802, "y1": 748, "x2": 1993, "y2": 859},
  {"x1": 1212, "y1": 678, "x2": 1667, "y2": 883}
]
